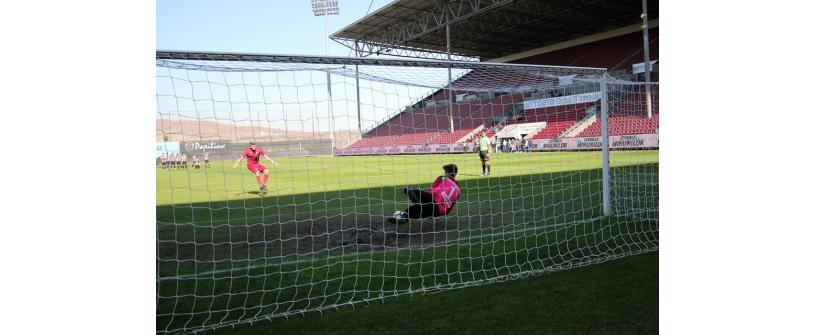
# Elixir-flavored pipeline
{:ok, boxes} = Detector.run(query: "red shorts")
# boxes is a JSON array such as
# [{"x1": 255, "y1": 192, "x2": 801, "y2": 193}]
[{"x1": 247, "y1": 164, "x2": 267, "y2": 174}]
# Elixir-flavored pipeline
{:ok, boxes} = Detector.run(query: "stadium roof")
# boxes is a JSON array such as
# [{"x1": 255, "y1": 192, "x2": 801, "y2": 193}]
[{"x1": 331, "y1": 0, "x2": 658, "y2": 61}]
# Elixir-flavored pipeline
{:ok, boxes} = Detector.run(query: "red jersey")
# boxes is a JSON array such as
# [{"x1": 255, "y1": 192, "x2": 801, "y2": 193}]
[
  {"x1": 241, "y1": 148, "x2": 266, "y2": 166},
  {"x1": 428, "y1": 176, "x2": 461, "y2": 215}
]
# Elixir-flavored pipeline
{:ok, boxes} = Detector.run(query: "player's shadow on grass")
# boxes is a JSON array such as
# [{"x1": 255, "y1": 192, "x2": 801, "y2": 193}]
[
  {"x1": 234, "y1": 190, "x2": 272, "y2": 196},
  {"x1": 158, "y1": 164, "x2": 658, "y2": 225}
]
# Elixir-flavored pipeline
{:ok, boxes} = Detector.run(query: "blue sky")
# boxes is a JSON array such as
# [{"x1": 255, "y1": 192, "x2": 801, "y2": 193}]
[
  {"x1": 157, "y1": 0, "x2": 389, "y2": 56},
  {"x1": 156, "y1": 0, "x2": 457, "y2": 138}
]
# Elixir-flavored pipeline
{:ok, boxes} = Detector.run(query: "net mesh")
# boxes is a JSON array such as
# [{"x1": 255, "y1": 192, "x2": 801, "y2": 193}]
[{"x1": 156, "y1": 54, "x2": 658, "y2": 334}]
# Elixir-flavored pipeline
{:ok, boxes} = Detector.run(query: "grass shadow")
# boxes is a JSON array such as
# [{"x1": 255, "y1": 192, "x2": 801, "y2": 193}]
[{"x1": 156, "y1": 163, "x2": 659, "y2": 334}]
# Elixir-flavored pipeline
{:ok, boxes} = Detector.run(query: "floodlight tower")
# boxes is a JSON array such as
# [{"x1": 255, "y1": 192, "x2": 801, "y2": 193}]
[
  {"x1": 311, "y1": 0, "x2": 339, "y2": 55},
  {"x1": 312, "y1": 0, "x2": 340, "y2": 152}
]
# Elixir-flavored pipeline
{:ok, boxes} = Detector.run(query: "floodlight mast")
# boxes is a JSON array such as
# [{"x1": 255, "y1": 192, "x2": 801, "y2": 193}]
[
  {"x1": 354, "y1": 41, "x2": 361, "y2": 135},
  {"x1": 312, "y1": 0, "x2": 340, "y2": 153},
  {"x1": 447, "y1": 24, "x2": 454, "y2": 133},
  {"x1": 642, "y1": 0, "x2": 653, "y2": 119}
]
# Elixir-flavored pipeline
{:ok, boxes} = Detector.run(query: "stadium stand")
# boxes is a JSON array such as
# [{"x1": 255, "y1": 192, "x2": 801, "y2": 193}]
[
  {"x1": 576, "y1": 87, "x2": 659, "y2": 137},
  {"x1": 510, "y1": 28, "x2": 659, "y2": 73},
  {"x1": 334, "y1": 1, "x2": 659, "y2": 149},
  {"x1": 500, "y1": 101, "x2": 593, "y2": 139},
  {"x1": 349, "y1": 83, "x2": 524, "y2": 148}
]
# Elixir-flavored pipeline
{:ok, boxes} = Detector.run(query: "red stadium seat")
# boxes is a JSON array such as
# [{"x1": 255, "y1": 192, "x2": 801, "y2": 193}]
[
  {"x1": 576, "y1": 87, "x2": 659, "y2": 137},
  {"x1": 347, "y1": 88, "x2": 524, "y2": 148}
]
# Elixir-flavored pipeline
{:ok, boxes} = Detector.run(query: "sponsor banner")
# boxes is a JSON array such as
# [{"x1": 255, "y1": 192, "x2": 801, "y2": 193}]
[
  {"x1": 531, "y1": 133, "x2": 659, "y2": 151},
  {"x1": 266, "y1": 150, "x2": 311, "y2": 157},
  {"x1": 167, "y1": 140, "x2": 331, "y2": 160},
  {"x1": 536, "y1": 137, "x2": 568, "y2": 150},
  {"x1": 496, "y1": 122, "x2": 546, "y2": 139},
  {"x1": 335, "y1": 143, "x2": 474, "y2": 156},
  {"x1": 633, "y1": 60, "x2": 658, "y2": 74},
  {"x1": 452, "y1": 143, "x2": 470, "y2": 152},
  {"x1": 523, "y1": 91, "x2": 601, "y2": 110},
  {"x1": 436, "y1": 144, "x2": 451, "y2": 153},
  {"x1": 335, "y1": 135, "x2": 657, "y2": 156},
  {"x1": 558, "y1": 75, "x2": 576, "y2": 86},
  {"x1": 156, "y1": 142, "x2": 180, "y2": 157},
  {"x1": 181, "y1": 141, "x2": 228, "y2": 154}
]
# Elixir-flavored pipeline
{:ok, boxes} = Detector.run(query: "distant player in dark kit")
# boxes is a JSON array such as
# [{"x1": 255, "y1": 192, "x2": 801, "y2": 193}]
[
  {"x1": 478, "y1": 131, "x2": 491, "y2": 176},
  {"x1": 203, "y1": 151, "x2": 210, "y2": 167},
  {"x1": 389, "y1": 164, "x2": 461, "y2": 224},
  {"x1": 233, "y1": 141, "x2": 278, "y2": 194},
  {"x1": 159, "y1": 153, "x2": 168, "y2": 170}
]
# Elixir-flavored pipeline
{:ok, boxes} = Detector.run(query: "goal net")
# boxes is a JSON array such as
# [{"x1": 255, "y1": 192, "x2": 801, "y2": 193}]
[{"x1": 155, "y1": 52, "x2": 659, "y2": 334}]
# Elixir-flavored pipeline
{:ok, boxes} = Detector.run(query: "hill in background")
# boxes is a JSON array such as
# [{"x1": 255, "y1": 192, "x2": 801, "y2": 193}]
[{"x1": 156, "y1": 119, "x2": 360, "y2": 148}]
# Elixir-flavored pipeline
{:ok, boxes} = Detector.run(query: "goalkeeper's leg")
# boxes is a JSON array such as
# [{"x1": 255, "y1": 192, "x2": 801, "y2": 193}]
[
  {"x1": 404, "y1": 188, "x2": 431, "y2": 204},
  {"x1": 404, "y1": 189, "x2": 436, "y2": 219},
  {"x1": 406, "y1": 203, "x2": 437, "y2": 219}
]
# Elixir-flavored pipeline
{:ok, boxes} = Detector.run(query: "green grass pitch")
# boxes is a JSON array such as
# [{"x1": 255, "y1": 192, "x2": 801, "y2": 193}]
[{"x1": 157, "y1": 150, "x2": 658, "y2": 334}]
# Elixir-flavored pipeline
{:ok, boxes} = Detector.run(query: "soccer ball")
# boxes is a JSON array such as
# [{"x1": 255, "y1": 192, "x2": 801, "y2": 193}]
[{"x1": 393, "y1": 211, "x2": 406, "y2": 218}]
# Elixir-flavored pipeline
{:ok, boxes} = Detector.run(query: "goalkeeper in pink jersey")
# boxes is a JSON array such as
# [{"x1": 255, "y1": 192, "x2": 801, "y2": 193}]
[
  {"x1": 389, "y1": 164, "x2": 461, "y2": 224},
  {"x1": 232, "y1": 141, "x2": 278, "y2": 194}
]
